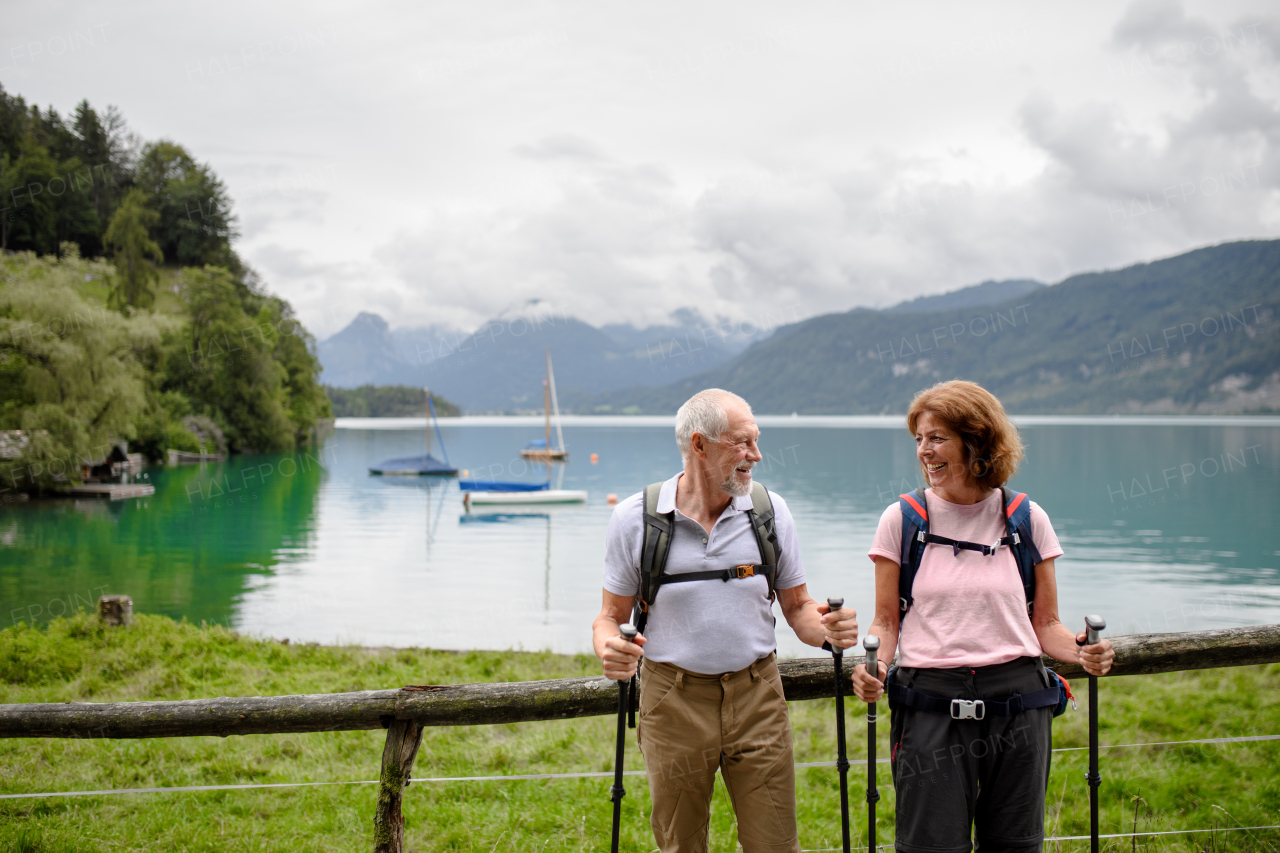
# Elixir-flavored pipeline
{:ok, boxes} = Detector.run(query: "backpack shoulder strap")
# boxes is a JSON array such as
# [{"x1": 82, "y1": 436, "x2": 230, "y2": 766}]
[
  {"x1": 635, "y1": 482, "x2": 674, "y2": 634},
  {"x1": 897, "y1": 488, "x2": 929, "y2": 617},
  {"x1": 746, "y1": 480, "x2": 779, "y2": 601},
  {"x1": 1001, "y1": 486, "x2": 1043, "y2": 614}
]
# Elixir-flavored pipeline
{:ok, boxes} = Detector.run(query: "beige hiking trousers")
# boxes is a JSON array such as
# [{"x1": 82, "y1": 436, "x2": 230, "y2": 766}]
[{"x1": 637, "y1": 653, "x2": 800, "y2": 853}]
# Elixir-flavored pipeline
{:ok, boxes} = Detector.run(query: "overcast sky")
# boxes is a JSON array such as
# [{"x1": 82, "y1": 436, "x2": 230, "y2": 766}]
[{"x1": 3, "y1": 1, "x2": 1278, "y2": 337}]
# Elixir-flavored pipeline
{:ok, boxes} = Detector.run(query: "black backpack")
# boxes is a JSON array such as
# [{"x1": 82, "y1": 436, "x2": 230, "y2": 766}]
[
  {"x1": 632, "y1": 479, "x2": 780, "y2": 636},
  {"x1": 625, "y1": 479, "x2": 779, "y2": 728},
  {"x1": 897, "y1": 486, "x2": 1042, "y2": 619}
]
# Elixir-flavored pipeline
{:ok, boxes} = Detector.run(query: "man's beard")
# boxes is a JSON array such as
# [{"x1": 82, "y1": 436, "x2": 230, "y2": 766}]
[{"x1": 719, "y1": 467, "x2": 752, "y2": 497}]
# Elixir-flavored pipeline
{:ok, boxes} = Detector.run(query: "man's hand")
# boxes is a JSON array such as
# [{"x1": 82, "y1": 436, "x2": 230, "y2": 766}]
[
  {"x1": 818, "y1": 601, "x2": 858, "y2": 651},
  {"x1": 601, "y1": 630, "x2": 646, "y2": 681},
  {"x1": 1076, "y1": 632, "x2": 1115, "y2": 676}
]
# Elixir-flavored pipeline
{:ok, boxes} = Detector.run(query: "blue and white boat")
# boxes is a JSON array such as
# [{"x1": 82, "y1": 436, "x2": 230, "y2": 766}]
[
  {"x1": 459, "y1": 454, "x2": 586, "y2": 506},
  {"x1": 460, "y1": 477, "x2": 587, "y2": 506},
  {"x1": 369, "y1": 392, "x2": 458, "y2": 476}
]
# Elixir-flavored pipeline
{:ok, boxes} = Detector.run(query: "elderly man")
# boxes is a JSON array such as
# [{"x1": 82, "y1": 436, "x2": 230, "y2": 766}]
[{"x1": 592, "y1": 388, "x2": 858, "y2": 853}]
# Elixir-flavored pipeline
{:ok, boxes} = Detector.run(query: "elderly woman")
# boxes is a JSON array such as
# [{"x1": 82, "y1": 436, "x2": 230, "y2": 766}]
[{"x1": 851, "y1": 380, "x2": 1114, "y2": 853}]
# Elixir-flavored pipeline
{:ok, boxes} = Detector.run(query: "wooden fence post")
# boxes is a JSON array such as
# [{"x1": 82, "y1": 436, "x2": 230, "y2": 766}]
[
  {"x1": 373, "y1": 718, "x2": 424, "y2": 853},
  {"x1": 97, "y1": 595, "x2": 132, "y2": 626}
]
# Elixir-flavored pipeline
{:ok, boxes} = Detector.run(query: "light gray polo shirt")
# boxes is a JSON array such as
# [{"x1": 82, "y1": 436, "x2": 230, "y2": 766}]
[{"x1": 602, "y1": 472, "x2": 805, "y2": 674}]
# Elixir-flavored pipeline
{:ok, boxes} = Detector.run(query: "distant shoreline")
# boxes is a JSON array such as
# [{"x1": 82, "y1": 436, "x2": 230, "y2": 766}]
[{"x1": 336, "y1": 414, "x2": 1280, "y2": 429}]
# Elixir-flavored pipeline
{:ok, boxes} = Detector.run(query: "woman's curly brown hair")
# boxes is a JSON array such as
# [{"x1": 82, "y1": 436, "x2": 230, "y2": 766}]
[{"x1": 906, "y1": 380, "x2": 1024, "y2": 488}]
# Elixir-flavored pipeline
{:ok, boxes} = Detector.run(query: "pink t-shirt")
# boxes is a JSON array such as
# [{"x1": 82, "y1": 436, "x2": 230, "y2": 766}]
[{"x1": 868, "y1": 489, "x2": 1064, "y2": 669}]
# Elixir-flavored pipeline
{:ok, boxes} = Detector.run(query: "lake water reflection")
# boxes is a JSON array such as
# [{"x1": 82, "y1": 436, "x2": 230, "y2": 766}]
[{"x1": 2, "y1": 417, "x2": 1278, "y2": 656}]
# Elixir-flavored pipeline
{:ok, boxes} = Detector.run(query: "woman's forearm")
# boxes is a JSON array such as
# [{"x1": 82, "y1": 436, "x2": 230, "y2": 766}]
[
  {"x1": 866, "y1": 614, "x2": 899, "y2": 668},
  {"x1": 1036, "y1": 618, "x2": 1084, "y2": 665}
]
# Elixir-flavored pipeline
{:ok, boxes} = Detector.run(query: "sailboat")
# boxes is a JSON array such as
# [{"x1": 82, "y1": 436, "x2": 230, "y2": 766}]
[
  {"x1": 459, "y1": 444, "x2": 586, "y2": 506},
  {"x1": 460, "y1": 464, "x2": 587, "y2": 506},
  {"x1": 368, "y1": 389, "x2": 458, "y2": 476},
  {"x1": 520, "y1": 350, "x2": 568, "y2": 460}
]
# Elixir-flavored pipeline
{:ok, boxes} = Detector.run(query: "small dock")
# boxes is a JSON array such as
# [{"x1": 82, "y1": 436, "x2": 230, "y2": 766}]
[
  {"x1": 168, "y1": 449, "x2": 226, "y2": 465},
  {"x1": 60, "y1": 483, "x2": 155, "y2": 500}
]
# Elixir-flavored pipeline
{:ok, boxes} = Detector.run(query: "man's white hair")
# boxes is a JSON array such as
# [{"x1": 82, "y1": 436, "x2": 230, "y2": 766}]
[{"x1": 675, "y1": 389, "x2": 752, "y2": 461}]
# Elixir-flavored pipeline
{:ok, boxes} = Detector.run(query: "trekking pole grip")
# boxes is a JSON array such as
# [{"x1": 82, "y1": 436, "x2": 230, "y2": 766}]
[
  {"x1": 864, "y1": 635, "x2": 880, "y2": 689},
  {"x1": 827, "y1": 597, "x2": 844, "y2": 657},
  {"x1": 619, "y1": 624, "x2": 638, "y2": 656},
  {"x1": 1076, "y1": 614, "x2": 1106, "y2": 647}
]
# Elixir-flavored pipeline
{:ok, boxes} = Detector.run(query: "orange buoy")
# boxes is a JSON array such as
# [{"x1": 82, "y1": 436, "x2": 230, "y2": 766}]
[
  {"x1": 590, "y1": 453, "x2": 599, "y2": 464},
  {"x1": 460, "y1": 469, "x2": 469, "y2": 477},
  {"x1": 606, "y1": 493, "x2": 618, "y2": 505}
]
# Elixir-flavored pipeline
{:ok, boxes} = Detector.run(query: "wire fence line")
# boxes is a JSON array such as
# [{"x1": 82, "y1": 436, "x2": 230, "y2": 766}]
[
  {"x1": 796, "y1": 825, "x2": 1280, "y2": 852},
  {"x1": 3, "y1": 733, "x2": 1276, "y2": 801}
]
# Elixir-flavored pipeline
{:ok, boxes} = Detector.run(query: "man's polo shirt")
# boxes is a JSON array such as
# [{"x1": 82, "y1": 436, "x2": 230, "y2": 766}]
[{"x1": 602, "y1": 472, "x2": 805, "y2": 674}]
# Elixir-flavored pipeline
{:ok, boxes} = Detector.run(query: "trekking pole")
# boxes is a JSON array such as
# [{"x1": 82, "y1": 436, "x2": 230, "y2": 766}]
[
  {"x1": 864, "y1": 635, "x2": 881, "y2": 853},
  {"x1": 610, "y1": 623, "x2": 638, "y2": 853},
  {"x1": 1077, "y1": 615, "x2": 1106, "y2": 853},
  {"x1": 827, "y1": 597, "x2": 852, "y2": 853}
]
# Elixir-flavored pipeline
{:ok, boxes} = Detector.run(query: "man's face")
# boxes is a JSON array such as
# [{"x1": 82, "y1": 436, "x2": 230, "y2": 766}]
[{"x1": 697, "y1": 402, "x2": 763, "y2": 497}]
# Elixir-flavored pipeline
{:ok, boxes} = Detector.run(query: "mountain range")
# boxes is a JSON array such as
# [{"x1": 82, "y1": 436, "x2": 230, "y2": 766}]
[
  {"x1": 582, "y1": 240, "x2": 1280, "y2": 415},
  {"x1": 318, "y1": 303, "x2": 785, "y2": 411},
  {"x1": 317, "y1": 240, "x2": 1279, "y2": 414},
  {"x1": 318, "y1": 280, "x2": 1049, "y2": 411}
]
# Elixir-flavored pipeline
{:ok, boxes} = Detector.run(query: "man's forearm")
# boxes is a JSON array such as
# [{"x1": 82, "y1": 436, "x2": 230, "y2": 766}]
[
  {"x1": 788, "y1": 601, "x2": 827, "y2": 647},
  {"x1": 592, "y1": 615, "x2": 621, "y2": 660}
]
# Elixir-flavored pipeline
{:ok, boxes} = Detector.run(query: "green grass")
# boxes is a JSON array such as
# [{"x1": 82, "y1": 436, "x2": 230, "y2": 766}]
[{"x1": 0, "y1": 614, "x2": 1277, "y2": 852}]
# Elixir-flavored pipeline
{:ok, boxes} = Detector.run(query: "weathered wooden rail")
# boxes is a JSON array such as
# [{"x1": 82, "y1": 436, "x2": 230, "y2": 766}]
[{"x1": 1, "y1": 623, "x2": 1277, "y2": 852}]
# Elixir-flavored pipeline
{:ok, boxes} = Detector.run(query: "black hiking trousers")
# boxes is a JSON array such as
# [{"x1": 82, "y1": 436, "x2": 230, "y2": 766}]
[{"x1": 889, "y1": 656, "x2": 1054, "y2": 853}]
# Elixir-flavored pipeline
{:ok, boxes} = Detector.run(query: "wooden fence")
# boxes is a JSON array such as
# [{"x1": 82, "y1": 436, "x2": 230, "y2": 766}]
[{"x1": 1, "y1": 623, "x2": 1277, "y2": 853}]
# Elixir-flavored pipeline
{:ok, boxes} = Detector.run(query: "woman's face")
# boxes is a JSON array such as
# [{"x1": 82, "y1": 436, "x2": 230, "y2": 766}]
[{"x1": 914, "y1": 411, "x2": 971, "y2": 491}]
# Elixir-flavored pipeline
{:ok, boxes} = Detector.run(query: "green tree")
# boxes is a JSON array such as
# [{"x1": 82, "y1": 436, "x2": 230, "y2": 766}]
[
  {"x1": 5, "y1": 138, "x2": 59, "y2": 254},
  {"x1": 0, "y1": 248, "x2": 170, "y2": 494},
  {"x1": 70, "y1": 100, "x2": 134, "y2": 244},
  {"x1": 135, "y1": 141, "x2": 237, "y2": 269},
  {"x1": 164, "y1": 265, "x2": 294, "y2": 452},
  {"x1": 0, "y1": 153, "x2": 18, "y2": 249},
  {"x1": 104, "y1": 188, "x2": 163, "y2": 309},
  {"x1": 266, "y1": 298, "x2": 332, "y2": 443}
]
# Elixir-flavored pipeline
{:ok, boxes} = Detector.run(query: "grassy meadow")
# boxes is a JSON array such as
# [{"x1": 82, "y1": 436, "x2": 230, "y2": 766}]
[{"x1": 0, "y1": 613, "x2": 1277, "y2": 852}]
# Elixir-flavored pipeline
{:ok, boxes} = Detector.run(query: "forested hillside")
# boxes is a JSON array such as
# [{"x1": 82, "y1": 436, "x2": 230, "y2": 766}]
[
  {"x1": 325, "y1": 385, "x2": 460, "y2": 418},
  {"x1": 0, "y1": 85, "x2": 329, "y2": 494},
  {"x1": 584, "y1": 240, "x2": 1280, "y2": 415}
]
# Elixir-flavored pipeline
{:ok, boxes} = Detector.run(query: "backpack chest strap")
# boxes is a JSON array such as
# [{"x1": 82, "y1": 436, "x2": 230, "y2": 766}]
[
  {"x1": 650, "y1": 563, "x2": 776, "y2": 587},
  {"x1": 918, "y1": 531, "x2": 1020, "y2": 558}
]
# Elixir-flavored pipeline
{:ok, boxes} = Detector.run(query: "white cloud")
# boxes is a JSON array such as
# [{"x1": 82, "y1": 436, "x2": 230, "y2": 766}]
[{"x1": 3, "y1": 0, "x2": 1277, "y2": 338}]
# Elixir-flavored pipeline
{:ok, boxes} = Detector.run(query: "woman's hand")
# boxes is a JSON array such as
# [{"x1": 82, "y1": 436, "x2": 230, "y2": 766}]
[
  {"x1": 1076, "y1": 632, "x2": 1114, "y2": 676},
  {"x1": 851, "y1": 660, "x2": 888, "y2": 703}
]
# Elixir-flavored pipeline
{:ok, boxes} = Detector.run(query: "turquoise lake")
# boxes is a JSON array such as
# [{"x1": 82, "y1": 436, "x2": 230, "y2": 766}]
[{"x1": 2, "y1": 416, "x2": 1277, "y2": 657}]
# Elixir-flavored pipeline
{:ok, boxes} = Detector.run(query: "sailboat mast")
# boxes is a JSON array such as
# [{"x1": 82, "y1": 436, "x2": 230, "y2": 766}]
[
  {"x1": 424, "y1": 387, "x2": 431, "y2": 456},
  {"x1": 547, "y1": 350, "x2": 565, "y2": 453},
  {"x1": 543, "y1": 359, "x2": 551, "y2": 451}
]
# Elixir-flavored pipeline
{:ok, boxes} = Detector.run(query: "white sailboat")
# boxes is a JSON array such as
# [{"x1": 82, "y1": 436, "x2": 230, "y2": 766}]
[{"x1": 520, "y1": 350, "x2": 568, "y2": 460}]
